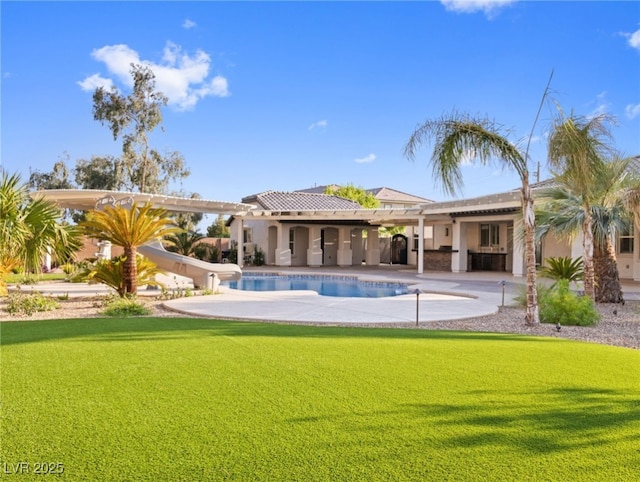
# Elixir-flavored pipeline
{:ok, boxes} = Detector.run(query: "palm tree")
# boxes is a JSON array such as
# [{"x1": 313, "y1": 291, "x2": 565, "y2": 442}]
[
  {"x1": 81, "y1": 202, "x2": 179, "y2": 295},
  {"x1": 537, "y1": 156, "x2": 640, "y2": 303},
  {"x1": 0, "y1": 172, "x2": 81, "y2": 286},
  {"x1": 165, "y1": 230, "x2": 204, "y2": 257},
  {"x1": 547, "y1": 113, "x2": 617, "y2": 300},
  {"x1": 81, "y1": 255, "x2": 165, "y2": 297},
  {"x1": 404, "y1": 112, "x2": 540, "y2": 325}
]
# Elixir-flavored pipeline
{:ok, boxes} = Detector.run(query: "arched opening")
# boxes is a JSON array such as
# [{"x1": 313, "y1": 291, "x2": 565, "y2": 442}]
[{"x1": 391, "y1": 234, "x2": 408, "y2": 265}]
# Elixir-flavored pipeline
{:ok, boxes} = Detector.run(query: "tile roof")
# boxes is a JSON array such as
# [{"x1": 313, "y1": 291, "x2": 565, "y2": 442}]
[
  {"x1": 366, "y1": 187, "x2": 434, "y2": 203},
  {"x1": 296, "y1": 185, "x2": 433, "y2": 203},
  {"x1": 242, "y1": 191, "x2": 363, "y2": 211}
]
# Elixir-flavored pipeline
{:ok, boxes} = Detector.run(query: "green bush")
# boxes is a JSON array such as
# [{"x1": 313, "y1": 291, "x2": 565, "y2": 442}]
[
  {"x1": 539, "y1": 280, "x2": 600, "y2": 327},
  {"x1": 253, "y1": 247, "x2": 265, "y2": 266},
  {"x1": 6, "y1": 291, "x2": 59, "y2": 316},
  {"x1": 512, "y1": 283, "x2": 553, "y2": 308},
  {"x1": 101, "y1": 296, "x2": 152, "y2": 317},
  {"x1": 18, "y1": 275, "x2": 40, "y2": 285},
  {"x1": 193, "y1": 242, "x2": 220, "y2": 263}
]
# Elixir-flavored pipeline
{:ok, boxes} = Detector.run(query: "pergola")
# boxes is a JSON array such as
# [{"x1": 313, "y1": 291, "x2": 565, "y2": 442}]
[
  {"x1": 32, "y1": 188, "x2": 524, "y2": 273},
  {"x1": 29, "y1": 189, "x2": 255, "y2": 215}
]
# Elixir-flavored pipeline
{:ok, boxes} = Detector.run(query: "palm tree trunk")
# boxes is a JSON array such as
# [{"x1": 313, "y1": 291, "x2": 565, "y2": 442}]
[
  {"x1": 582, "y1": 212, "x2": 595, "y2": 299},
  {"x1": 522, "y1": 184, "x2": 539, "y2": 325},
  {"x1": 594, "y1": 237, "x2": 624, "y2": 303},
  {"x1": 123, "y1": 247, "x2": 138, "y2": 295}
]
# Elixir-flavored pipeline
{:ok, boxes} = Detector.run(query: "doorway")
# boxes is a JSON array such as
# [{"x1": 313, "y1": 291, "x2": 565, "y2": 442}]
[{"x1": 391, "y1": 234, "x2": 408, "y2": 264}]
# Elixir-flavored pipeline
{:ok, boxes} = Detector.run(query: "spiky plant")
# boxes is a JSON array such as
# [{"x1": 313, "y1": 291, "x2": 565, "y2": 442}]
[
  {"x1": 539, "y1": 257, "x2": 584, "y2": 284},
  {"x1": 80, "y1": 255, "x2": 165, "y2": 297},
  {"x1": 81, "y1": 202, "x2": 180, "y2": 295}
]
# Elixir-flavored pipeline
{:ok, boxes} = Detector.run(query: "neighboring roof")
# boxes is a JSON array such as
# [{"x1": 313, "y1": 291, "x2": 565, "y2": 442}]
[
  {"x1": 366, "y1": 187, "x2": 434, "y2": 204},
  {"x1": 295, "y1": 185, "x2": 340, "y2": 194},
  {"x1": 242, "y1": 191, "x2": 363, "y2": 211},
  {"x1": 296, "y1": 185, "x2": 434, "y2": 204},
  {"x1": 30, "y1": 189, "x2": 254, "y2": 215}
]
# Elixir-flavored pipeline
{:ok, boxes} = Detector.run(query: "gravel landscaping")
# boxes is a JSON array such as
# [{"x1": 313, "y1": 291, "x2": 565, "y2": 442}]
[{"x1": 2, "y1": 295, "x2": 638, "y2": 350}]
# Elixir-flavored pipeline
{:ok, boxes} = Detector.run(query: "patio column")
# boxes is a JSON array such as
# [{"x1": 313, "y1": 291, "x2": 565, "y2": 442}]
[
  {"x1": 634, "y1": 216, "x2": 640, "y2": 281},
  {"x1": 417, "y1": 217, "x2": 424, "y2": 274},
  {"x1": 337, "y1": 227, "x2": 353, "y2": 266},
  {"x1": 274, "y1": 224, "x2": 292, "y2": 266},
  {"x1": 570, "y1": 233, "x2": 583, "y2": 259},
  {"x1": 351, "y1": 229, "x2": 363, "y2": 266},
  {"x1": 512, "y1": 233, "x2": 525, "y2": 277},
  {"x1": 365, "y1": 228, "x2": 380, "y2": 266},
  {"x1": 235, "y1": 217, "x2": 244, "y2": 268},
  {"x1": 307, "y1": 226, "x2": 323, "y2": 267},
  {"x1": 451, "y1": 220, "x2": 468, "y2": 273}
]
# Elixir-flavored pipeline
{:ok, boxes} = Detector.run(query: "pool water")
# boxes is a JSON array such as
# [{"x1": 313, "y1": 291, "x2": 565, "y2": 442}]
[{"x1": 225, "y1": 274, "x2": 409, "y2": 298}]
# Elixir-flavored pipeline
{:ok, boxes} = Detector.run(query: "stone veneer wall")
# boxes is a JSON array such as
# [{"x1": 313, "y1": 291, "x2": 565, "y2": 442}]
[{"x1": 422, "y1": 250, "x2": 453, "y2": 271}]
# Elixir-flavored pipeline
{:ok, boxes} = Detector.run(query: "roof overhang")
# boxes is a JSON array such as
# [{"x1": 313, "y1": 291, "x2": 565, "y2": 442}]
[{"x1": 30, "y1": 189, "x2": 254, "y2": 215}]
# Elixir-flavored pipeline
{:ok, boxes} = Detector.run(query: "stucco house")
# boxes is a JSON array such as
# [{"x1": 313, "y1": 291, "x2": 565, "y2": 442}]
[{"x1": 230, "y1": 181, "x2": 640, "y2": 281}]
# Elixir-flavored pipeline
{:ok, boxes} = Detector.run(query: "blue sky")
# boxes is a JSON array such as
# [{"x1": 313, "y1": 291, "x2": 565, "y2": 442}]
[{"x1": 2, "y1": 1, "x2": 639, "y2": 208}]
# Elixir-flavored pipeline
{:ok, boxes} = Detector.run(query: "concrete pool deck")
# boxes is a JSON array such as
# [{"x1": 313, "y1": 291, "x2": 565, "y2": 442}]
[
  {"x1": 15, "y1": 266, "x2": 640, "y2": 324},
  {"x1": 162, "y1": 266, "x2": 640, "y2": 324}
]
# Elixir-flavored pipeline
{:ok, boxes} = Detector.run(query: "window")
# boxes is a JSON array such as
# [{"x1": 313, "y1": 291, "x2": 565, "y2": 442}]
[
  {"x1": 289, "y1": 229, "x2": 295, "y2": 255},
  {"x1": 619, "y1": 223, "x2": 634, "y2": 254},
  {"x1": 243, "y1": 228, "x2": 252, "y2": 244},
  {"x1": 480, "y1": 224, "x2": 500, "y2": 247}
]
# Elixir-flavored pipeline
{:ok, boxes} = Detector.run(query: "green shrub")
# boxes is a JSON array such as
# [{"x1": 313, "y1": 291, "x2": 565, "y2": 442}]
[
  {"x1": 101, "y1": 296, "x2": 152, "y2": 317},
  {"x1": 227, "y1": 247, "x2": 238, "y2": 264},
  {"x1": 539, "y1": 280, "x2": 600, "y2": 327},
  {"x1": 253, "y1": 247, "x2": 265, "y2": 266},
  {"x1": 512, "y1": 283, "x2": 553, "y2": 308},
  {"x1": 6, "y1": 291, "x2": 59, "y2": 316},
  {"x1": 18, "y1": 275, "x2": 39, "y2": 285},
  {"x1": 193, "y1": 242, "x2": 220, "y2": 263}
]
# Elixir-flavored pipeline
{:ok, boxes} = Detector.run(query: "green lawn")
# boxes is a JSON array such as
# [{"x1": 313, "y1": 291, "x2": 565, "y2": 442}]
[
  {"x1": 1, "y1": 318, "x2": 638, "y2": 481},
  {"x1": 2, "y1": 272, "x2": 67, "y2": 284}
]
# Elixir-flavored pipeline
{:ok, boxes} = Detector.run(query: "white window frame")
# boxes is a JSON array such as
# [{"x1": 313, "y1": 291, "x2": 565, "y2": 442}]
[
  {"x1": 618, "y1": 223, "x2": 634, "y2": 255},
  {"x1": 289, "y1": 229, "x2": 295, "y2": 255},
  {"x1": 480, "y1": 223, "x2": 500, "y2": 248}
]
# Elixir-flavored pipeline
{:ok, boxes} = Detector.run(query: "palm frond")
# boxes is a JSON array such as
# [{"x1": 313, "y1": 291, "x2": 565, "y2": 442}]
[{"x1": 404, "y1": 111, "x2": 527, "y2": 196}]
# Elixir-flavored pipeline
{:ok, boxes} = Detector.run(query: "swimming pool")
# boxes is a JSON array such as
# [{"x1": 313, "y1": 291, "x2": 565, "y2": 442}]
[{"x1": 225, "y1": 274, "x2": 410, "y2": 298}]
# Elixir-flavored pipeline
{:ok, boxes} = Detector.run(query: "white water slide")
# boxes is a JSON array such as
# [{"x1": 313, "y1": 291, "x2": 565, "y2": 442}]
[{"x1": 139, "y1": 241, "x2": 242, "y2": 290}]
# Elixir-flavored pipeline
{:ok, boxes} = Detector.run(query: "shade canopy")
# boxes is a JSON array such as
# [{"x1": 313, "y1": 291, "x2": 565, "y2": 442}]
[{"x1": 30, "y1": 189, "x2": 254, "y2": 215}]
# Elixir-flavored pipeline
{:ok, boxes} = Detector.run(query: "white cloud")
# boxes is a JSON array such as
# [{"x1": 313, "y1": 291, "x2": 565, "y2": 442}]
[
  {"x1": 587, "y1": 91, "x2": 610, "y2": 119},
  {"x1": 440, "y1": 0, "x2": 515, "y2": 17},
  {"x1": 308, "y1": 120, "x2": 328, "y2": 131},
  {"x1": 79, "y1": 42, "x2": 230, "y2": 110},
  {"x1": 627, "y1": 28, "x2": 640, "y2": 50},
  {"x1": 77, "y1": 73, "x2": 114, "y2": 92},
  {"x1": 183, "y1": 18, "x2": 196, "y2": 30},
  {"x1": 354, "y1": 153, "x2": 376, "y2": 164},
  {"x1": 625, "y1": 103, "x2": 640, "y2": 120}
]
